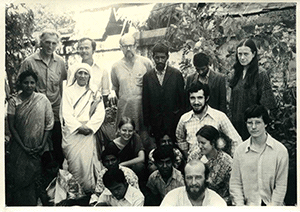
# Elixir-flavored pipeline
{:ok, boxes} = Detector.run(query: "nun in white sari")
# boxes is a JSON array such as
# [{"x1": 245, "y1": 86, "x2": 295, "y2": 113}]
[{"x1": 60, "y1": 63, "x2": 105, "y2": 194}]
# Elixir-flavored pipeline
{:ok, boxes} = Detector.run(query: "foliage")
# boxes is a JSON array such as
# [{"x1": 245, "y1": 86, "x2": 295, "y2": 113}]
[{"x1": 6, "y1": 3, "x2": 35, "y2": 93}]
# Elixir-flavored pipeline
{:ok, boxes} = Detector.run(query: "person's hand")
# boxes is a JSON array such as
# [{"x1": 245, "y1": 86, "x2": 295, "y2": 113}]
[
  {"x1": 77, "y1": 126, "x2": 93, "y2": 135},
  {"x1": 108, "y1": 90, "x2": 117, "y2": 106}
]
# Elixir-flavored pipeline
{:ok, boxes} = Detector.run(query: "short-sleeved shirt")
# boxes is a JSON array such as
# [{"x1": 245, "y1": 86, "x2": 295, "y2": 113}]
[
  {"x1": 19, "y1": 51, "x2": 67, "y2": 121},
  {"x1": 90, "y1": 62, "x2": 110, "y2": 96},
  {"x1": 148, "y1": 147, "x2": 184, "y2": 170},
  {"x1": 147, "y1": 167, "x2": 184, "y2": 199},
  {"x1": 160, "y1": 187, "x2": 227, "y2": 206}
]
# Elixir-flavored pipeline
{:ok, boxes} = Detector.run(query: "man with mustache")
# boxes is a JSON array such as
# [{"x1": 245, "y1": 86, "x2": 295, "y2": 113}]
[
  {"x1": 160, "y1": 160, "x2": 226, "y2": 206},
  {"x1": 185, "y1": 52, "x2": 227, "y2": 114},
  {"x1": 175, "y1": 81, "x2": 242, "y2": 158},
  {"x1": 110, "y1": 34, "x2": 155, "y2": 153},
  {"x1": 142, "y1": 43, "x2": 185, "y2": 142}
]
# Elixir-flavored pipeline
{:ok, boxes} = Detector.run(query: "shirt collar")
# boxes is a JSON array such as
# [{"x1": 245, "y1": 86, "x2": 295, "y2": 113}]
[
  {"x1": 197, "y1": 68, "x2": 210, "y2": 80},
  {"x1": 244, "y1": 133, "x2": 274, "y2": 153},
  {"x1": 121, "y1": 185, "x2": 135, "y2": 205},
  {"x1": 155, "y1": 65, "x2": 167, "y2": 75},
  {"x1": 33, "y1": 51, "x2": 58, "y2": 62},
  {"x1": 186, "y1": 105, "x2": 213, "y2": 122}
]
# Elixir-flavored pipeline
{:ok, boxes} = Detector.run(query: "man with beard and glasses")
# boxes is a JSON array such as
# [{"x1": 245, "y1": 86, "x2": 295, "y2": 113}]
[
  {"x1": 175, "y1": 81, "x2": 242, "y2": 159},
  {"x1": 142, "y1": 43, "x2": 185, "y2": 142},
  {"x1": 110, "y1": 34, "x2": 155, "y2": 154},
  {"x1": 185, "y1": 52, "x2": 227, "y2": 114},
  {"x1": 160, "y1": 160, "x2": 226, "y2": 206}
]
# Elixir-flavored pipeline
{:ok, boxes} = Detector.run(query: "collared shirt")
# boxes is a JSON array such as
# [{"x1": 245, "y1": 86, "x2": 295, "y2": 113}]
[
  {"x1": 90, "y1": 62, "x2": 110, "y2": 96},
  {"x1": 19, "y1": 51, "x2": 67, "y2": 121},
  {"x1": 90, "y1": 165, "x2": 139, "y2": 204},
  {"x1": 154, "y1": 64, "x2": 167, "y2": 85},
  {"x1": 96, "y1": 185, "x2": 144, "y2": 206},
  {"x1": 230, "y1": 134, "x2": 289, "y2": 206},
  {"x1": 175, "y1": 106, "x2": 242, "y2": 157},
  {"x1": 160, "y1": 187, "x2": 227, "y2": 206},
  {"x1": 146, "y1": 167, "x2": 184, "y2": 199},
  {"x1": 148, "y1": 148, "x2": 183, "y2": 170}
]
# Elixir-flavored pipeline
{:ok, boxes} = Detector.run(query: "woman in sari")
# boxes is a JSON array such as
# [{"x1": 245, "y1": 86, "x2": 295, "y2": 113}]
[
  {"x1": 61, "y1": 63, "x2": 105, "y2": 194},
  {"x1": 7, "y1": 69, "x2": 54, "y2": 206}
]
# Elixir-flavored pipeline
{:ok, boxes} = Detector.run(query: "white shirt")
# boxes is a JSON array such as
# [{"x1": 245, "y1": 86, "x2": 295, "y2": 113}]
[{"x1": 160, "y1": 186, "x2": 227, "y2": 206}]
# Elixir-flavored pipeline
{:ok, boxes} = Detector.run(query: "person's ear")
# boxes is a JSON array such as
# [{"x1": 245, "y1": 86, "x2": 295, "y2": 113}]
[{"x1": 205, "y1": 96, "x2": 210, "y2": 103}]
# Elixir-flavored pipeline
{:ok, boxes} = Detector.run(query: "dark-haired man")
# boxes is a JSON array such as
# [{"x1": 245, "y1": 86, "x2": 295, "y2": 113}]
[
  {"x1": 142, "y1": 42, "x2": 185, "y2": 141},
  {"x1": 95, "y1": 168, "x2": 144, "y2": 206},
  {"x1": 146, "y1": 145, "x2": 184, "y2": 205},
  {"x1": 230, "y1": 105, "x2": 288, "y2": 206},
  {"x1": 160, "y1": 160, "x2": 226, "y2": 206},
  {"x1": 176, "y1": 81, "x2": 242, "y2": 158}
]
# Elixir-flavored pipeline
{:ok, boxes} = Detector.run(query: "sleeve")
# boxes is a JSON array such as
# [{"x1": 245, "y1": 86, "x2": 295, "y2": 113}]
[
  {"x1": 44, "y1": 97, "x2": 54, "y2": 131},
  {"x1": 61, "y1": 89, "x2": 82, "y2": 134},
  {"x1": 60, "y1": 60, "x2": 67, "y2": 81},
  {"x1": 124, "y1": 168, "x2": 140, "y2": 190},
  {"x1": 175, "y1": 117, "x2": 189, "y2": 153},
  {"x1": 259, "y1": 71, "x2": 277, "y2": 110},
  {"x1": 146, "y1": 174, "x2": 158, "y2": 195},
  {"x1": 7, "y1": 97, "x2": 16, "y2": 115},
  {"x1": 271, "y1": 147, "x2": 289, "y2": 205},
  {"x1": 111, "y1": 64, "x2": 119, "y2": 91},
  {"x1": 133, "y1": 192, "x2": 144, "y2": 206},
  {"x1": 177, "y1": 71, "x2": 186, "y2": 111},
  {"x1": 219, "y1": 113, "x2": 242, "y2": 156},
  {"x1": 96, "y1": 192, "x2": 110, "y2": 205},
  {"x1": 219, "y1": 74, "x2": 227, "y2": 114},
  {"x1": 101, "y1": 68, "x2": 110, "y2": 96},
  {"x1": 142, "y1": 74, "x2": 150, "y2": 127},
  {"x1": 229, "y1": 150, "x2": 245, "y2": 206},
  {"x1": 85, "y1": 99, "x2": 105, "y2": 133}
]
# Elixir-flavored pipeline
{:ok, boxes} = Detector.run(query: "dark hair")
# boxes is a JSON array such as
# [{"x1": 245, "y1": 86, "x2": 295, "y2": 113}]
[
  {"x1": 78, "y1": 37, "x2": 96, "y2": 51},
  {"x1": 230, "y1": 39, "x2": 258, "y2": 89},
  {"x1": 153, "y1": 145, "x2": 175, "y2": 163},
  {"x1": 17, "y1": 68, "x2": 38, "y2": 91},
  {"x1": 244, "y1": 104, "x2": 271, "y2": 124},
  {"x1": 193, "y1": 52, "x2": 210, "y2": 67},
  {"x1": 152, "y1": 42, "x2": 169, "y2": 56},
  {"x1": 118, "y1": 116, "x2": 136, "y2": 130},
  {"x1": 103, "y1": 168, "x2": 126, "y2": 188},
  {"x1": 196, "y1": 125, "x2": 219, "y2": 148},
  {"x1": 100, "y1": 145, "x2": 119, "y2": 162},
  {"x1": 187, "y1": 81, "x2": 210, "y2": 100}
]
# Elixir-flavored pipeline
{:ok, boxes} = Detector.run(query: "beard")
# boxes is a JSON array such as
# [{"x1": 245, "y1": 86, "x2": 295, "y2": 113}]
[
  {"x1": 191, "y1": 102, "x2": 207, "y2": 114},
  {"x1": 156, "y1": 63, "x2": 166, "y2": 71},
  {"x1": 125, "y1": 50, "x2": 134, "y2": 59},
  {"x1": 185, "y1": 183, "x2": 206, "y2": 200}
]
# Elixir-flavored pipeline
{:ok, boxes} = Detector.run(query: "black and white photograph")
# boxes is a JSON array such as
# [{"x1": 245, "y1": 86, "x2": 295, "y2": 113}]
[{"x1": 3, "y1": 0, "x2": 297, "y2": 209}]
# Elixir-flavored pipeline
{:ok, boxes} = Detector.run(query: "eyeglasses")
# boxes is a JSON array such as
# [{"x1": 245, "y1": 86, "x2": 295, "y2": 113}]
[{"x1": 120, "y1": 44, "x2": 135, "y2": 49}]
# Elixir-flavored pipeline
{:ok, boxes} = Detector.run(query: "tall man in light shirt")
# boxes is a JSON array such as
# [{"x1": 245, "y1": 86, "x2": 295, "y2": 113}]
[
  {"x1": 176, "y1": 81, "x2": 242, "y2": 158},
  {"x1": 230, "y1": 104, "x2": 288, "y2": 206},
  {"x1": 76, "y1": 37, "x2": 110, "y2": 106}
]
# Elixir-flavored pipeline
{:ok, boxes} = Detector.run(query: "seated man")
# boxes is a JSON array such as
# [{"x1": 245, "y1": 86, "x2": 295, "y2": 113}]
[
  {"x1": 160, "y1": 160, "x2": 226, "y2": 206},
  {"x1": 95, "y1": 168, "x2": 144, "y2": 206},
  {"x1": 146, "y1": 145, "x2": 184, "y2": 205},
  {"x1": 230, "y1": 105, "x2": 289, "y2": 206},
  {"x1": 89, "y1": 147, "x2": 139, "y2": 205}
]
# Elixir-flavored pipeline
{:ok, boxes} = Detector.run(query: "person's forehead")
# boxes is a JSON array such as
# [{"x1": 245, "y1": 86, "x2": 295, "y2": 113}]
[
  {"x1": 185, "y1": 163, "x2": 205, "y2": 176},
  {"x1": 42, "y1": 34, "x2": 58, "y2": 42},
  {"x1": 78, "y1": 39, "x2": 92, "y2": 47},
  {"x1": 237, "y1": 46, "x2": 251, "y2": 53},
  {"x1": 159, "y1": 157, "x2": 172, "y2": 162},
  {"x1": 247, "y1": 116, "x2": 264, "y2": 122},
  {"x1": 121, "y1": 36, "x2": 135, "y2": 45},
  {"x1": 190, "y1": 90, "x2": 204, "y2": 97},
  {"x1": 104, "y1": 154, "x2": 117, "y2": 160},
  {"x1": 154, "y1": 52, "x2": 167, "y2": 57}
]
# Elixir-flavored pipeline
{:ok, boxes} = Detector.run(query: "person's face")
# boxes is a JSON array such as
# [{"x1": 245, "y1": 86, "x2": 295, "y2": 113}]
[
  {"x1": 107, "y1": 182, "x2": 127, "y2": 200},
  {"x1": 75, "y1": 69, "x2": 90, "y2": 87},
  {"x1": 119, "y1": 123, "x2": 134, "y2": 141},
  {"x1": 156, "y1": 157, "x2": 173, "y2": 179},
  {"x1": 189, "y1": 90, "x2": 207, "y2": 114},
  {"x1": 246, "y1": 116, "x2": 266, "y2": 138},
  {"x1": 237, "y1": 46, "x2": 255, "y2": 67},
  {"x1": 78, "y1": 40, "x2": 94, "y2": 61},
  {"x1": 40, "y1": 34, "x2": 58, "y2": 56},
  {"x1": 184, "y1": 163, "x2": 206, "y2": 199},
  {"x1": 120, "y1": 37, "x2": 136, "y2": 59},
  {"x1": 197, "y1": 135, "x2": 214, "y2": 156},
  {"x1": 153, "y1": 52, "x2": 168, "y2": 71},
  {"x1": 21, "y1": 76, "x2": 36, "y2": 95},
  {"x1": 160, "y1": 135, "x2": 172, "y2": 146},
  {"x1": 103, "y1": 155, "x2": 119, "y2": 170},
  {"x1": 195, "y1": 65, "x2": 209, "y2": 77}
]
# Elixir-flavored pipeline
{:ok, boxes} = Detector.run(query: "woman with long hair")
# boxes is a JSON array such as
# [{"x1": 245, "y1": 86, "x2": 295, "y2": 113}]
[
  {"x1": 61, "y1": 63, "x2": 105, "y2": 194},
  {"x1": 7, "y1": 69, "x2": 54, "y2": 205},
  {"x1": 229, "y1": 39, "x2": 276, "y2": 140}
]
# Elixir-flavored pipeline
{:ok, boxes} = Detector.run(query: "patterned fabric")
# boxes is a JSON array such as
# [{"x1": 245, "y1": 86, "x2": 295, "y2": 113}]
[
  {"x1": 175, "y1": 106, "x2": 242, "y2": 157},
  {"x1": 19, "y1": 51, "x2": 67, "y2": 121},
  {"x1": 146, "y1": 167, "x2": 184, "y2": 199},
  {"x1": 90, "y1": 165, "x2": 139, "y2": 204},
  {"x1": 160, "y1": 187, "x2": 227, "y2": 206},
  {"x1": 230, "y1": 134, "x2": 289, "y2": 206},
  {"x1": 230, "y1": 69, "x2": 276, "y2": 140},
  {"x1": 96, "y1": 185, "x2": 144, "y2": 206},
  {"x1": 111, "y1": 55, "x2": 153, "y2": 131},
  {"x1": 148, "y1": 148, "x2": 184, "y2": 170}
]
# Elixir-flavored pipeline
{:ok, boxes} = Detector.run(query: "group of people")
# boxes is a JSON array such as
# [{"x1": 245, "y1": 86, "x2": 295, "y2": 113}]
[{"x1": 6, "y1": 28, "x2": 289, "y2": 207}]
